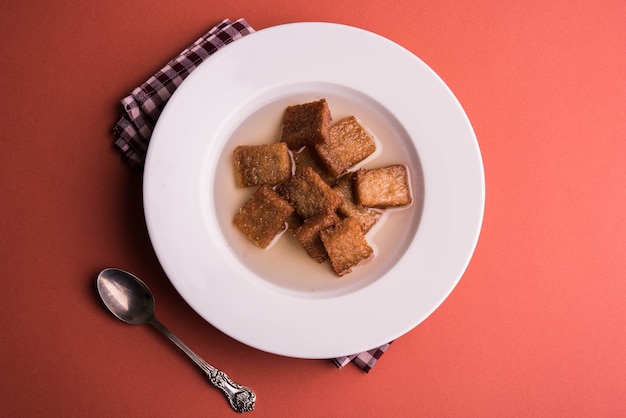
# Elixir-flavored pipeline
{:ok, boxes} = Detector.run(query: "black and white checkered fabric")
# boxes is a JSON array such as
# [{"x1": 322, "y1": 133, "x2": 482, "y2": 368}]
[
  {"x1": 113, "y1": 18, "x2": 254, "y2": 168},
  {"x1": 332, "y1": 342, "x2": 392, "y2": 372}
]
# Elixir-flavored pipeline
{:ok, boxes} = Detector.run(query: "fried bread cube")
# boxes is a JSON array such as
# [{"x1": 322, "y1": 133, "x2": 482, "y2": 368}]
[
  {"x1": 234, "y1": 184, "x2": 294, "y2": 248},
  {"x1": 354, "y1": 164, "x2": 412, "y2": 208},
  {"x1": 233, "y1": 143, "x2": 292, "y2": 187},
  {"x1": 293, "y1": 211, "x2": 340, "y2": 263},
  {"x1": 285, "y1": 212, "x2": 304, "y2": 231},
  {"x1": 314, "y1": 116, "x2": 376, "y2": 177},
  {"x1": 280, "y1": 99, "x2": 331, "y2": 150},
  {"x1": 292, "y1": 146, "x2": 336, "y2": 185},
  {"x1": 277, "y1": 166, "x2": 343, "y2": 219},
  {"x1": 333, "y1": 173, "x2": 381, "y2": 234},
  {"x1": 320, "y1": 217, "x2": 373, "y2": 276}
]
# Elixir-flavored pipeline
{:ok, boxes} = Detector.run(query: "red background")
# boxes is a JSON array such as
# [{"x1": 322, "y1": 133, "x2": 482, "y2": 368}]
[{"x1": 2, "y1": 1, "x2": 624, "y2": 416}]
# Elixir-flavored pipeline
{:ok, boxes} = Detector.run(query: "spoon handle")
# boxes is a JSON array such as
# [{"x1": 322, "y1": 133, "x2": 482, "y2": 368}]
[{"x1": 150, "y1": 318, "x2": 256, "y2": 413}]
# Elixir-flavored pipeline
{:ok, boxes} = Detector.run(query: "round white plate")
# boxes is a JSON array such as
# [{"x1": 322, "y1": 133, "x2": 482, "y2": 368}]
[{"x1": 144, "y1": 22, "x2": 484, "y2": 359}]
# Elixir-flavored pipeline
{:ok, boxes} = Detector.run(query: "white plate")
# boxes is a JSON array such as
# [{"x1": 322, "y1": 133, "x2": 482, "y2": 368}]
[{"x1": 144, "y1": 22, "x2": 484, "y2": 359}]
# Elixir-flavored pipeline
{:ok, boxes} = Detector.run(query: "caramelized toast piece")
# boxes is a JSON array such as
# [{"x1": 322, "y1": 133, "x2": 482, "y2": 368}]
[
  {"x1": 280, "y1": 99, "x2": 331, "y2": 150},
  {"x1": 293, "y1": 211, "x2": 340, "y2": 262},
  {"x1": 285, "y1": 212, "x2": 304, "y2": 231},
  {"x1": 234, "y1": 184, "x2": 294, "y2": 248},
  {"x1": 292, "y1": 146, "x2": 336, "y2": 185},
  {"x1": 333, "y1": 173, "x2": 381, "y2": 233},
  {"x1": 314, "y1": 116, "x2": 376, "y2": 176},
  {"x1": 354, "y1": 165, "x2": 412, "y2": 208},
  {"x1": 233, "y1": 143, "x2": 292, "y2": 187},
  {"x1": 277, "y1": 166, "x2": 342, "y2": 219},
  {"x1": 320, "y1": 218, "x2": 373, "y2": 276}
]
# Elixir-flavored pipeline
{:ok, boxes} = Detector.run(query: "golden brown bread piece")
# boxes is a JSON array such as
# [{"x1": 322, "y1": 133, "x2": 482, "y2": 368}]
[
  {"x1": 292, "y1": 211, "x2": 340, "y2": 263},
  {"x1": 292, "y1": 146, "x2": 336, "y2": 185},
  {"x1": 333, "y1": 173, "x2": 381, "y2": 233},
  {"x1": 320, "y1": 217, "x2": 373, "y2": 276},
  {"x1": 233, "y1": 143, "x2": 292, "y2": 187},
  {"x1": 354, "y1": 164, "x2": 412, "y2": 208},
  {"x1": 285, "y1": 211, "x2": 304, "y2": 231},
  {"x1": 276, "y1": 166, "x2": 343, "y2": 219},
  {"x1": 233, "y1": 184, "x2": 295, "y2": 248},
  {"x1": 280, "y1": 99, "x2": 331, "y2": 150},
  {"x1": 314, "y1": 116, "x2": 376, "y2": 177}
]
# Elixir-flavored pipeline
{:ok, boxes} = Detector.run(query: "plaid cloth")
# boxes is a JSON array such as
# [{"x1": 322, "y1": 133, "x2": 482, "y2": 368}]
[
  {"x1": 113, "y1": 18, "x2": 254, "y2": 168},
  {"x1": 112, "y1": 18, "x2": 391, "y2": 372},
  {"x1": 331, "y1": 342, "x2": 392, "y2": 372}
]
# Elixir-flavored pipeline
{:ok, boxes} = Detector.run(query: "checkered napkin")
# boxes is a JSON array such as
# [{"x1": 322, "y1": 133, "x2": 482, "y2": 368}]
[
  {"x1": 331, "y1": 342, "x2": 392, "y2": 372},
  {"x1": 113, "y1": 18, "x2": 254, "y2": 168},
  {"x1": 112, "y1": 18, "x2": 391, "y2": 372}
]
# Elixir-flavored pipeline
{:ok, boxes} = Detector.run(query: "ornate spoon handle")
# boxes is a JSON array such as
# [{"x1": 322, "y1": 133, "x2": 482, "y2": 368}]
[{"x1": 150, "y1": 318, "x2": 256, "y2": 413}]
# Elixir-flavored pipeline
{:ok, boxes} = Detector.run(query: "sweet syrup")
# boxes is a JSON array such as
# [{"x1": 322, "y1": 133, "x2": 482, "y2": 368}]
[{"x1": 212, "y1": 87, "x2": 423, "y2": 297}]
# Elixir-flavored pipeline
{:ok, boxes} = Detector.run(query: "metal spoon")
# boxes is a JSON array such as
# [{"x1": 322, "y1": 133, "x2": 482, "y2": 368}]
[{"x1": 96, "y1": 268, "x2": 256, "y2": 413}]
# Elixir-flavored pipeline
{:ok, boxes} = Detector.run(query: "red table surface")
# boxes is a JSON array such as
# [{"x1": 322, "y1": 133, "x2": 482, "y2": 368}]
[{"x1": 1, "y1": 1, "x2": 624, "y2": 416}]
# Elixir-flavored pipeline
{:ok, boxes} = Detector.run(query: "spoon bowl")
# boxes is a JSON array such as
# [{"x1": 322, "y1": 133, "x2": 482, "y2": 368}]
[
  {"x1": 96, "y1": 268, "x2": 155, "y2": 325},
  {"x1": 96, "y1": 268, "x2": 256, "y2": 413}
]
